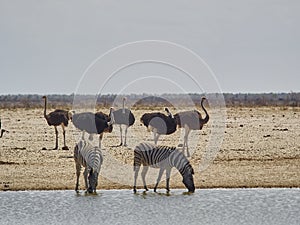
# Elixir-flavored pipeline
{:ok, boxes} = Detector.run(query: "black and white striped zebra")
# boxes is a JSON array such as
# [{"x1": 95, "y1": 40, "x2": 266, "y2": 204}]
[
  {"x1": 133, "y1": 142, "x2": 195, "y2": 193},
  {"x1": 74, "y1": 139, "x2": 103, "y2": 193}
]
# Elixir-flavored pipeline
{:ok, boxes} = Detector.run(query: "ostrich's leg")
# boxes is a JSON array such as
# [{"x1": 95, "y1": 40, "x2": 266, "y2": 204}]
[
  {"x1": 154, "y1": 133, "x2": 160, "y2": 145},
  {"x1": 124, "y1": 126, "x2": 128, "y2": 147},
  {"x1": 153, "y1": 131, "x2": 160, "y2": 145},
  {"x1": 81, "y1": 131, "x2": 86, "y2": 140},
  {"x1": 185, "y1": 133, "x2": 190, "y2": 157},
  {"x1": 185, "y1": 127, "x2": 191, "y2": 157},
  {"x1": 119, "y1": 125, "x2": 123, "y2": 146},
  {"x1": 99, "y1": 133, "x2": 103, "y2": 149},
  {"x1": 183, "y1": 125, "x2": 188, "y2": 150},
  {"x1": 62, "y1": 124, "x2": 69, "y2": 150},
  {"x1": 53, "y1": 126, "x2": 58, "y2": 150}
]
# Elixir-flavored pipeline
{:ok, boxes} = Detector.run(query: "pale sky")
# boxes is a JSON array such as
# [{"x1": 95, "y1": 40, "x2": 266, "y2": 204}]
[{"x1": 0, "y1": 0, "x2": 299, "y2": 95}]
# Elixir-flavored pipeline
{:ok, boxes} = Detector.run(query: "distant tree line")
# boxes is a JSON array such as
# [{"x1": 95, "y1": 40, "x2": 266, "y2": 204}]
[
  {"x1": 221, "y1": 92, "x2": 300, "y2": 107},
  {"x1": 0, "y1": 92, "x2": 299, "y2": 109}
]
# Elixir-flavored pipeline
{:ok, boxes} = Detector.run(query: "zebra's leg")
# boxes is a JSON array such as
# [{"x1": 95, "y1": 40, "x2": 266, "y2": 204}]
[
  {"x1": 154, "y1": 168, "x2": 165, "y2": 192},
  {"x1": 119, "y1": 125, "x2": 123, "y2": 146},
  {"x1": 141, "y1": 166, "x2": 149, "y2": 191},
  {"x1": 87, "y1": 169, "x2": 94, "y2": 193},
  {"x1": 75, "y1": 163, "x2": 81, "y2": 193},
  {"x1": 53, "y1": 126, "x2": 58, "y2": 150},
  {"x1": 133, "y1": 165, "x2": 140, "y2": 193},
  {"x1": 124, "y1": 126, "x2": 128, "y2": 147},
  {"x1": 83, "y1": 167, "x2": 89, "y2": 191},
  {"x1": 165, "y1": 168, "x2": 172, "y2": 193}
]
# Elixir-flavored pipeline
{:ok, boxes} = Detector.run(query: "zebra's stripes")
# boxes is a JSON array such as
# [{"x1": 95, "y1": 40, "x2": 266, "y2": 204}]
[
  {"x1": 133, "y1": 142, "x2": 195, "y2": 193},
  {"x1": 74, "y1": 139, "x2": 103, "y2": 193}
]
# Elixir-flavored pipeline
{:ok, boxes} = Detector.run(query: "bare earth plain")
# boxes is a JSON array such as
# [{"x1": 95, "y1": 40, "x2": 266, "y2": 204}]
[{"x1": 0, "y1": 106, "x2": 299, "y2": 191}]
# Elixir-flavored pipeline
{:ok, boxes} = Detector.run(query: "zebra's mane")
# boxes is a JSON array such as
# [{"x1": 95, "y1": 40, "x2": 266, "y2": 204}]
[
  {"x1": 155, "y1": 145, "x2": 176, "y2": 153},
  {"x1": 168, "y1": 148, "x2": 193, "y2": 175}
]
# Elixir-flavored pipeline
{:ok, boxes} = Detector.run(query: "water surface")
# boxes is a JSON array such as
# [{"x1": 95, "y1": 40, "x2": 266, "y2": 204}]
[{"x1": 1, "y1": 188, "x2": 299, "y2": 225}]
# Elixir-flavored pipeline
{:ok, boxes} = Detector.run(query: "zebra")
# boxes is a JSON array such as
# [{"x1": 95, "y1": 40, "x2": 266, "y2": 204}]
[
  {"x1": 74, "y1": 139, "x2": 103, "y2": 193},
  {"x1": 133, "y1": 142, "x2": 195, "y2": 193}
]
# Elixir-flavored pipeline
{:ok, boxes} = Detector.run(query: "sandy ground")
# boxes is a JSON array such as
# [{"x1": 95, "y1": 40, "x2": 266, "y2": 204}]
[{"x1": 0, "y1": 106, "x2": 299, "y2": 191}]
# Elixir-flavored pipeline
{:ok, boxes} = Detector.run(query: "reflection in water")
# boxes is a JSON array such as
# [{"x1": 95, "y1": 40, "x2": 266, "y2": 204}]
[{"x1": 1, "y1": 188, "x2": 299, "y2": 225}]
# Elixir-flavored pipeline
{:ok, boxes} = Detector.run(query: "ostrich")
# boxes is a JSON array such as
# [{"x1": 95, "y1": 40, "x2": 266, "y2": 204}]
[
  {"x1": 140, "y1": 107, "x2": 177, "y2": 145},
  {"x1": 174, "y1": 97, "x2": 209, "y2": 157},
  {"x1": 0, "y1": 118, "x2": 9, "y2": 138},
  {"x1": 110, "y1": 97, "x2": 135, "y2": 146},
  {"x1": 71, "y1": 109, "x2": 113, "y2": 148},
  {"x1": 42, "y1": 96, "x2": 70, "y2": 150}
]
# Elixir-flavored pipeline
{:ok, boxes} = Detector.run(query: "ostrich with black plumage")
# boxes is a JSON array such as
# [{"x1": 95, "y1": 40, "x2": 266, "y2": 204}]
[
  {"x1": 70, "y1": 108, "x2": 114, "y2": 148},
  {"x1": 110, "y1": 97, "x2": 135, "y2": 146},
  {"x1": 174, "y1": 97, "x2": 209, "y2": 157},
  {"x1": 140, "y1": 107, "x2": 177, "y2": 145},
  {"x1": 42, "y1": 96, "x2": 70, "y2": 150}
]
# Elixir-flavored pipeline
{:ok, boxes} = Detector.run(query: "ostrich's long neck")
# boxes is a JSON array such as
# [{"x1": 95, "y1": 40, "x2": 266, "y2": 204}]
[
  {"x1": 200, "y1": 98, "x2": 209, "y2": 124},
  {"x1": 43, "y1": 97, "x2": 47, "y2": 118}
]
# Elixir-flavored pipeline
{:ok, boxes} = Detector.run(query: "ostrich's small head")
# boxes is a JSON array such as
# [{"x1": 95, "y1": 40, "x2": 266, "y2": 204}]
[
  {"x1": 42, "y1": 96, "x2": 46, "y2": 99},
  {"x1": 201, "y1": 97, "x2": 207, "y2": 103}
]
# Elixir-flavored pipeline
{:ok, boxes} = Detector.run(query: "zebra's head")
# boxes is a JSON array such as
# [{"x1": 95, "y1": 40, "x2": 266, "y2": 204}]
[
  {"x1": 87, "y1": 168, "x2": 98, "y2": 194},
  {"x1": 182, "y1": 165, "x2": 195, "y2": 193}
]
